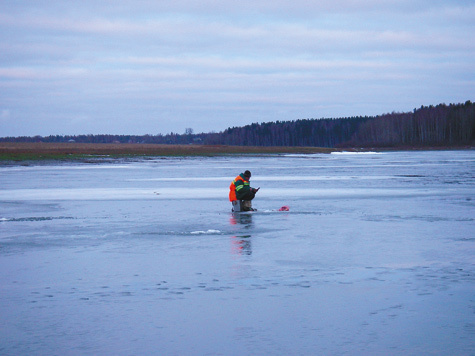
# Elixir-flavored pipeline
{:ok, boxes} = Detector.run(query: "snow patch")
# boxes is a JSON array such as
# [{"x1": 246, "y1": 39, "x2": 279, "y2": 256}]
[
  {"x1": 190, "y1": 229, "x2": 222, "y2": 235},
  {"x1": 332, "y1": 151, "x2": 383, "y2": 155}
]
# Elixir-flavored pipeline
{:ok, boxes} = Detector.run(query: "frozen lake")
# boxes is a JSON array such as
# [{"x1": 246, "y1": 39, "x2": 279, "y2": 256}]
[{"x1": 1, "y1": 150, "x2": 474, "y2": 355}]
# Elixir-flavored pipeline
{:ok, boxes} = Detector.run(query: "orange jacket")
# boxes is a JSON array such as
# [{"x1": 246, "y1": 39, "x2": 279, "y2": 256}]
[{"x1": 229, "y1": 174, "x2": 245, "y2": 201}]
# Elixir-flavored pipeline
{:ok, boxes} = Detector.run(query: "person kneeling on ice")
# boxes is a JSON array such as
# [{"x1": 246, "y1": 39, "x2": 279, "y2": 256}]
[{"x1": 229, "y1": 170, "x2": 259, "y2": 211}]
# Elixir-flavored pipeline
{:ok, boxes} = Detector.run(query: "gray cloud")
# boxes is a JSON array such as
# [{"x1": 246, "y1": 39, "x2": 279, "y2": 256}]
[{"x1": 0, "y1": 0, "x2": 473, "y2": 136}]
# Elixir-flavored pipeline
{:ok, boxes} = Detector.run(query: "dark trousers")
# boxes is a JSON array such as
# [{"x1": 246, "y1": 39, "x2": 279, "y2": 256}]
[{"x1": 238, "y1": 191, "x2": 255, "y2": 201}]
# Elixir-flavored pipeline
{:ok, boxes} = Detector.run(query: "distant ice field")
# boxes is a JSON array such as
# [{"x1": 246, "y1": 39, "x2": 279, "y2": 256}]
[{"x1": 0, "y1": 186, "x2": 463, "y2": 201}]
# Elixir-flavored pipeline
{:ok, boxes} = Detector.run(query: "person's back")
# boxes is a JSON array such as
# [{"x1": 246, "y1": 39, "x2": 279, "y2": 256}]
[{"x1": 229, "y1": 170, "x2": 259, "y2": 211}]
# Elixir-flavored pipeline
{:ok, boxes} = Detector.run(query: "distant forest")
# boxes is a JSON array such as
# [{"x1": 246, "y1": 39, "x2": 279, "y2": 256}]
[{"x1": 2, "y1": 101, "x2": 474, "y2": 148}]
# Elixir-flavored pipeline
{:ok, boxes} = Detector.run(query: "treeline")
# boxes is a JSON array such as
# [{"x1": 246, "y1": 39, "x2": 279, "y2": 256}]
[
  {"x1": 210, "y1": 101, "x2": 474, "y2": 147},
  {"x1": 207, "y1": 116, "x2": 365, "y2": 147},
  {"x1": 0, "y1": 133, "x2": 205, "y2": 145},
  {"x1": 1, "y1": 101, "x2": 474, "y2": 148},
  {"x1": 349, "y1": 101, "x2": 474, "y2": 147}
]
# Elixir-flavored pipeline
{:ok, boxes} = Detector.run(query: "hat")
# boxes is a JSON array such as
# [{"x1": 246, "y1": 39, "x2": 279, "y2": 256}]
[{"x1": 244, "y1": 170, "x2": 251, "y2": 178}]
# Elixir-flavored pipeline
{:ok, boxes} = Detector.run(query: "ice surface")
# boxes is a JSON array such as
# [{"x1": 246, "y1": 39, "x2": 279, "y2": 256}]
[
  {"x1": 331, "y1": 151, "x2": 384, "y2": 155},
  {"x1": 0, "y1": 151, "x2": 474, "y2": 355}
]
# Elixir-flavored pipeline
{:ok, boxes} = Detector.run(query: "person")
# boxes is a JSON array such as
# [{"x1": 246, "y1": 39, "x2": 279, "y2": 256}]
[{"x1": 229, "y1": 170, "x2": 259, "y2": 211}]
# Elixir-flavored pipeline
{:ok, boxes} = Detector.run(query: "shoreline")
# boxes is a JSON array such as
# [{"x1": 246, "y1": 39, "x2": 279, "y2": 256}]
[
  {"x1": 0, "y1": 142, "x2": 472, "y2": 162},
  {"x1": 0, "y1": 142, "x2": 335, "y2": 161}
]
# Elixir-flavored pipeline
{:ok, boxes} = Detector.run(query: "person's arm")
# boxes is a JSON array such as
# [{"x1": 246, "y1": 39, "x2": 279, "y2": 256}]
[{"x1": 235, "y1": 180, "x2": 250, "y2": 199}]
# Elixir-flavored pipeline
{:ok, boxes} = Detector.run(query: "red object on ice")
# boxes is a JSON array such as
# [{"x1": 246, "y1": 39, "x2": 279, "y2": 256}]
[{"x1": 278, "y1": 205, "x2": 290, "y2": 211}]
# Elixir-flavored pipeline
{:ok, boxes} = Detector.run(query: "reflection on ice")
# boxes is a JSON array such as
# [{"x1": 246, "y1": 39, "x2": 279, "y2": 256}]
[
  {"x1": 231, "y1": 235, "x2": 252, "y2": 255},
  {"x1": 230, "y1": 212, "x2": 254, "y2": 226}
]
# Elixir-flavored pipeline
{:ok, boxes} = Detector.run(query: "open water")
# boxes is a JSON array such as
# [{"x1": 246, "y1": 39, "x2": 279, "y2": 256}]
[{"x1": 0, "y1": 150, "x2": 474, "y2": 355}]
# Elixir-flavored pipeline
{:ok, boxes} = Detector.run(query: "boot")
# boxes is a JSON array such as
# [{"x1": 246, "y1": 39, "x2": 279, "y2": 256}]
[{"x1": 241, "y1": 200, "x2": 253, "y2": 211}]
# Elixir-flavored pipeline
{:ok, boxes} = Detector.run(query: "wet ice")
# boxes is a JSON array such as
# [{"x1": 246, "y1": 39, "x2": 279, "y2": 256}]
[{"x1": 0, "y1": 151, "x2": 474, "y2": 355}]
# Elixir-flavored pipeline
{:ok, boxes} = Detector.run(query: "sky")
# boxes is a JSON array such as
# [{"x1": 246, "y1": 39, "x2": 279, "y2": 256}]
[{"x1": 1, "y1": 0, "x2": 474, "y2": 137}]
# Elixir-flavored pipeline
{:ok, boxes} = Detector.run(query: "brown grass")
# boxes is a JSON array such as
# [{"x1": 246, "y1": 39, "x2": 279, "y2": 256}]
[{"x1": 0, "y1": 142, "x2": 335, "y2": 160}]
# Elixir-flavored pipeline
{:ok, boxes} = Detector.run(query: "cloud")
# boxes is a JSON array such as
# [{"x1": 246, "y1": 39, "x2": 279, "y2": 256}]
[
  {"x1": 0, "y1": 108, "x2": 10, "y2": 120},
  {"x1": 0, "y1": 0, "x2": 473, "y2": 136}
]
